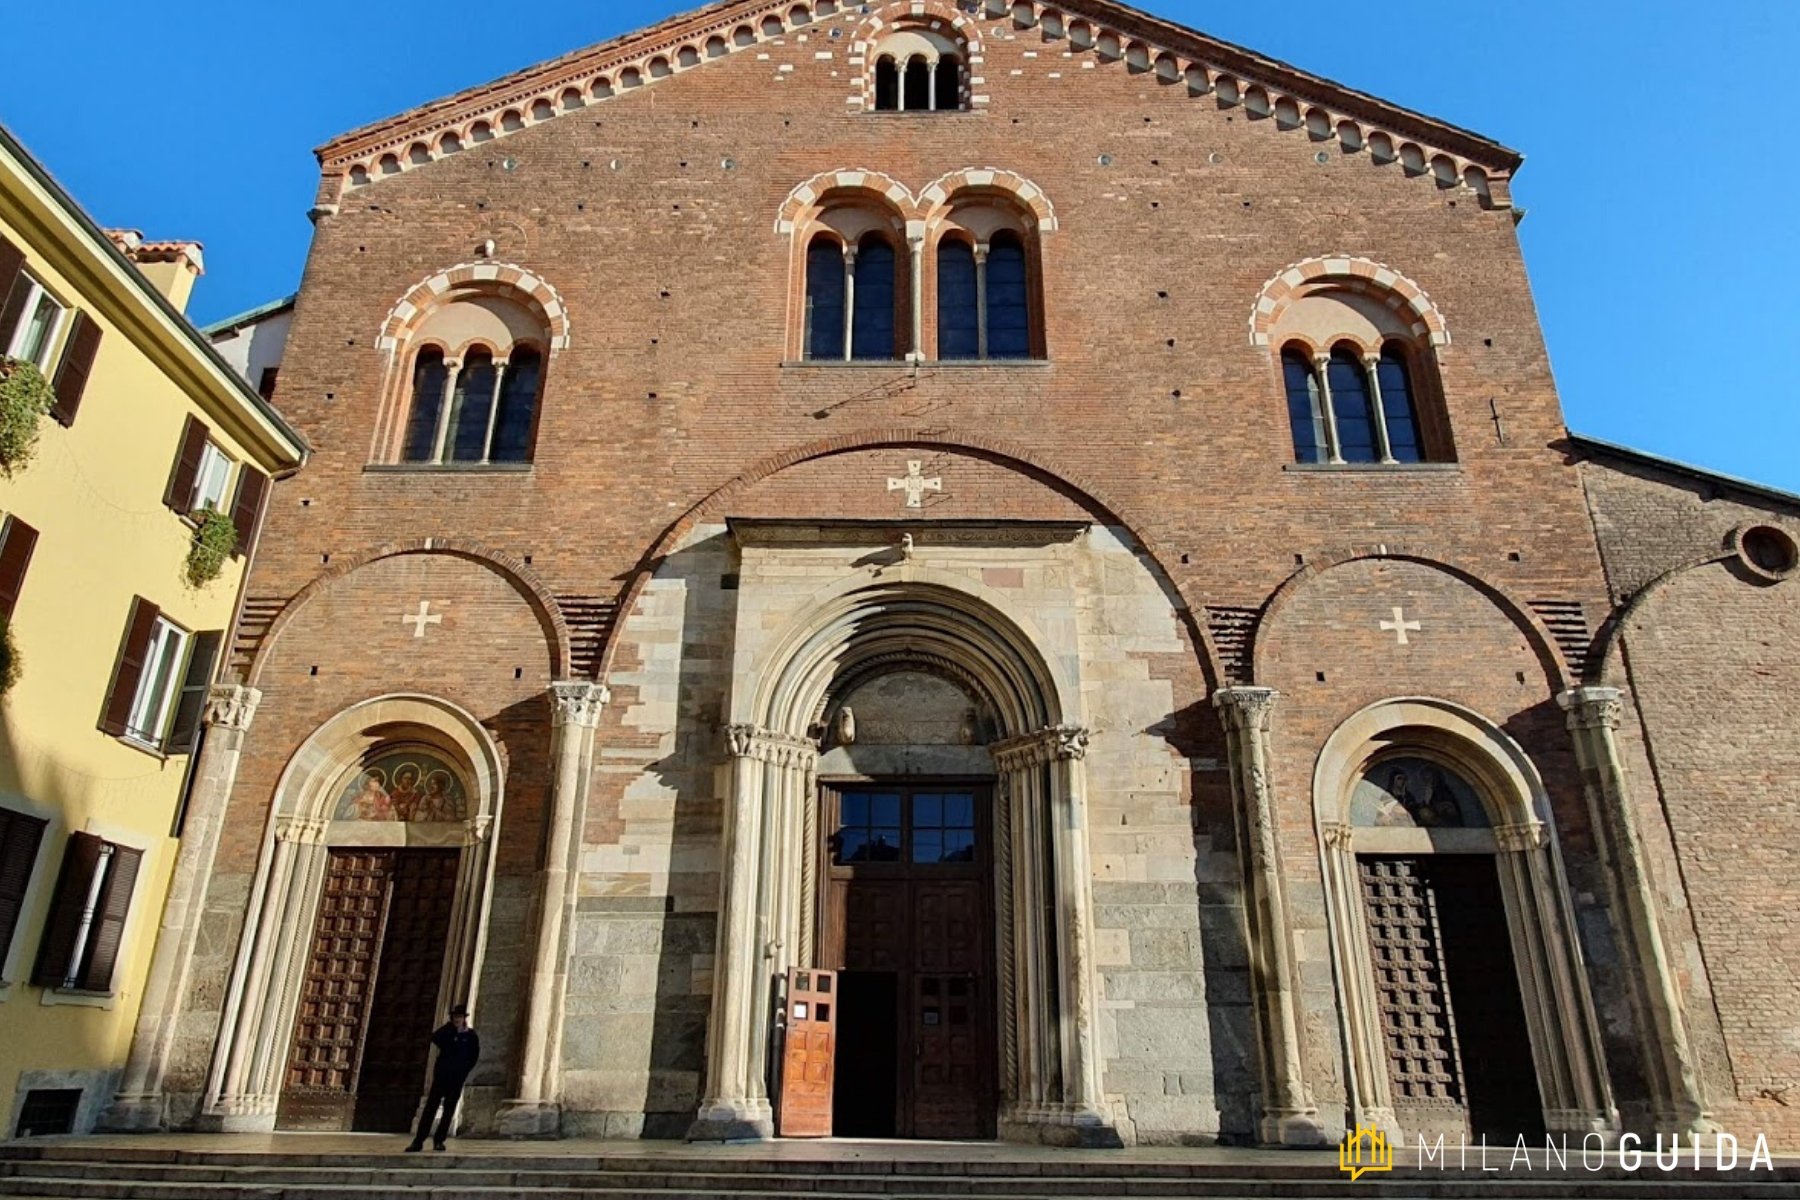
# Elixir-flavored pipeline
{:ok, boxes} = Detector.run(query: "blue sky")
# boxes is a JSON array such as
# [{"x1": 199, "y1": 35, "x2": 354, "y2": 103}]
[{"x1": 2, "y1": 1, "x2": 1794, "y2": 488}]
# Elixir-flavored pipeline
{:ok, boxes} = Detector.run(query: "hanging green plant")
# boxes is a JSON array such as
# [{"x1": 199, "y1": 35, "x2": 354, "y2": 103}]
[
  {"x1": 0, "y1": 615, "x2": 19, "y2": 698},
  {"x1": 0, "y1": 357, "x2": 55, "y2": 478},
  {"x1": 185, "y1": 509, "x2": 238, "y2": 588}
]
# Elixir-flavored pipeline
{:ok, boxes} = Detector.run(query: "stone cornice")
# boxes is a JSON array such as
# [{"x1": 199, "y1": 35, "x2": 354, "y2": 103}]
[{"x1": 314, "y1": 0, "x2": 1519, "y2": 206}]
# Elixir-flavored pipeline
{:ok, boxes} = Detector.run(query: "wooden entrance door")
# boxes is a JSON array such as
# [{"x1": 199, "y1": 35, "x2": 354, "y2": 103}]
[
  {"x1": 777, "y1": 968, "x2": 839, "y2": 1137},
  {"x1": 1358, "y1": 855, "x2": 1543, "y2": 1142},
  {"x1": 818, "y1": 787, "x2": 995, "y2": 1140},
  {"x1": 278, "y1": 848, "x2": 460, "y2": 1132}
]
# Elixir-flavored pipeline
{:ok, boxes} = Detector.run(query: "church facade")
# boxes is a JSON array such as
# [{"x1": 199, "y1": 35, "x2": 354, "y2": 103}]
[{"x1": 100, "y1": 0, "x2": 1800, "y2": 1150}]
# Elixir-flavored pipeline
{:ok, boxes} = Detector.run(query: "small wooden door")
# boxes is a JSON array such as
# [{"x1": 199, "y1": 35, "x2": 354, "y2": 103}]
[
  {"x1": 778, "y1": 968, "x2": 838, "y2": 1137},
  {"x1": 278, "y1": 848, "x2": 459, "y2": 1132}
]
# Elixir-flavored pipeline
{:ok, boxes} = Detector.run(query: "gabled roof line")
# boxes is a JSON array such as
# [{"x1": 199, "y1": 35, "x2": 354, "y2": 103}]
[
  {"x1": 1569, "y1": 434, "x2": 1800, "y2": 511},
  {"x1": 315, "y1": 0, "x2": 1521, "y2": 206},
  {"x1": 203, "y1": 293, "x2": 298, "y2": 338}
]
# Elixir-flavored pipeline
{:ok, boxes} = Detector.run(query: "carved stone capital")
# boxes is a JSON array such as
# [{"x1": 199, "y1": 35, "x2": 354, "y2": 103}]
[
  {"x1": 725, "y1": 723, "x2": 816, "y2": 765},
  {"x1": 1495, "y1": 821, "x2": 1550, "y2": 853},
  {"x1": 466, "y1": 815, "x2": 494, "y2": 845},
  {"x1": 276, "y1": 816, "x2": 328, "y2": 846},
  {"x1": 1214, "y1": 687, "x2": 1279, "y2": 734},
  {"x1": 1319, "y1": 822, "x2": 1355, "y2": 850},
  {"x1": 205, "y1": 684, "x2": 263, "y2": 731},
  {"x1": 550, "y1": 681, "x2": 610, "y2": 729},
  {"x1": 1559, "y1": 686, "x2": 1624, "y2": 733},
  {"x1": 991, "y1": 724, "x2": 1091, "y2": 771}
]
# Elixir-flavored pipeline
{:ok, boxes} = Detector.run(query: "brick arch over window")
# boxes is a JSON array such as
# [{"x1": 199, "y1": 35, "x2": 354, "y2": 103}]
[
  {"x1": 919, "y1": 168, "x2": 1058, "y2": 233},
  {"x1": 597, "y1": 429, "x2": 1226, "y2": 688},
  {"x1": 1250, "y1": 546, "x2": 1574, "y2": 692},
  {"x1": 848, "y1": 1, "x2": 985, "y2": 112},
  {"x1": 249, "y1": 540, "x2": 573, "y2": 684},
  {"x1": 775, "y1": 169, "x2": 914, "y2": 235},
  {"x1": 1251, "y1": 256, "x2": 1447, "y2": 348},
  {"x1": 378, "y1": 261, "x2": 571, "y2": 356}
]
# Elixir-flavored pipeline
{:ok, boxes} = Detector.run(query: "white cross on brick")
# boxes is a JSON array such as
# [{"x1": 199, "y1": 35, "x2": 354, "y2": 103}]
[
  {"x1": 887, "y1": 460, "x2": 943, "y2": 509},
  {"x1": 1380, "y1": 606, "x2": 1422, "y2": 646},
  {"x1": 403, "y1": 601, "x2": 444, "y2": 639}
]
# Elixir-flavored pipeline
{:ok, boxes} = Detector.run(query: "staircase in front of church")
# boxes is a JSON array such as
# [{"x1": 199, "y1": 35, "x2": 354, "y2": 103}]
[{"x1": 2, "y1": 1142, "x2": 1797, "y2": 1199}]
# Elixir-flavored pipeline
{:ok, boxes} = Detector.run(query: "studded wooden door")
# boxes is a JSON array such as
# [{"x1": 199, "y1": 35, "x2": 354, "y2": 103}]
[
  {"x1": 1358, "y1": 856, "x2": 1471, "y2": 1141},
  {"x1": 777, "y1": 968, "x2": 839, "y2": 1138},
  {"x1": 352, "y1": 849, "x2": 460, "y2": 1132},
  {"x1": 820, "y1": 787, "x2": 995, "y2": 1140},
  {"x1": 278, "y1": 851, "x2": 395, "y2": 1131},
  {"x1": 278, "y1": 849, "x2": 460, "y2": 1132}
]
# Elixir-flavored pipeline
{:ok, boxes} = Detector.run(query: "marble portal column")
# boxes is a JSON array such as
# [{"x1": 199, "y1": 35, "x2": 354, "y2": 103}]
[
  {"x1": 1559, "y1": 686, "x2": 1717, "y2": 1138},
  {"x1": 1213, "y1": 687, "x2": 1326, "y2": 1147},
  {"x1": 100, "y1": 685, "x2": 262, "y2": 1132},
  {"x1": 496, "y1": 680, "x2": 609, "y2": 1137}
]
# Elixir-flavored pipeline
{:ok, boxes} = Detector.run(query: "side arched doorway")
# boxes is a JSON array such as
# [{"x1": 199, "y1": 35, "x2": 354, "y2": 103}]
[
  {"x1": 691, "y1": 575, "x2": 1117, "y2": 1147},
  {"x1": 200, "y1": 695, "x2": 505, "y2": 1133},
  {"x1": 1314, "y1": 699, "x2": 1617, "y2": 1145}
]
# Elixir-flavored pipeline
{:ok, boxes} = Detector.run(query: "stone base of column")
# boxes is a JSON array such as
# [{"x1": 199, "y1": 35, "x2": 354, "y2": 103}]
[
  {"x1": 686, "y1": 1098, "x2": 773, "y2": 1142},
  {"x1": 999, "y1": 1102, "x2": 1125, "y2": 1149},
  {"x1": 94, "y1": 1094, "x2": 165, "y2": 1134},
  {"x1": 192, "y1": 1101, "x2": 278, "y2": 1134},
  {"x1": 1545, "y1": 1106, "x2": 1621, "y2": 1144},
  {"x1": 1657, "y1": 1112, "x2": 1724, "y2": 1148},
  {"x1": 1260, "y1": 1107, "x2": 1330, "y2": 1148},
  {"x1": 493, "y1": 1099, "x2": 562, "y2": 1139}
]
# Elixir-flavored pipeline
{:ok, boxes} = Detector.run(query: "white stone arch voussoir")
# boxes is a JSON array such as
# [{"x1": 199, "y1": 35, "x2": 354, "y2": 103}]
[
  {"x1": 1310, "y1": 695, "x2": 1618, "y2": 1145},
  {"x1": 918, "y1": 167, "x2": 1059, "y2": 233},
  {"x1": 1250, "y1": 255, "x2": 1448, "y2": 348},
  {"x1": 775, "y1": 168, "x2": 918, "y2": 235},
  {"x1": 377, "y1": 261, "x2": 572, "y2": 356},
  {"x1": 200, "y1": 692, "x2": 508, "y2": 1131}
]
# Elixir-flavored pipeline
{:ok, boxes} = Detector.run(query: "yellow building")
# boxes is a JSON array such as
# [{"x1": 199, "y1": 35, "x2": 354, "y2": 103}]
[{"x1": 0, "y1": 122, "x2": 305, "y2": 1137}]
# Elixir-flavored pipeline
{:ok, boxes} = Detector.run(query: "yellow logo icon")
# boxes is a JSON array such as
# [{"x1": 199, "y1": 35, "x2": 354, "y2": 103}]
[{"x1": 1339, "y1": 1124, "x2": 1394, "y2": 1181}]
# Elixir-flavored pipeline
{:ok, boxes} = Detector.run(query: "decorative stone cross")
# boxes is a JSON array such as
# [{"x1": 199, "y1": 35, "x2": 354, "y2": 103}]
[
  {"x1": 1379, "y1": 606, "x2": 1422, "y2": 646},
  {"x1": 887, "y1": 461, "x2": 942, "y2": 509},
  {"x1": 403, "y1": 601, "x2": 444, "y2": 639}
]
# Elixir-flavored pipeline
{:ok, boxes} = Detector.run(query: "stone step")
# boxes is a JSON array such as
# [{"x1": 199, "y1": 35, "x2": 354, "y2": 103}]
[{"x1": 0, "y1": 1161, "x2": 1796, "y2": 1200}]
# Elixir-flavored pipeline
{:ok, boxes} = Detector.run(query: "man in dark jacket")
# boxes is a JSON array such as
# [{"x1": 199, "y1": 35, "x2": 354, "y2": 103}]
[{"x1": 405, "y1": 1003, "x2": 479, "y2": 1152}]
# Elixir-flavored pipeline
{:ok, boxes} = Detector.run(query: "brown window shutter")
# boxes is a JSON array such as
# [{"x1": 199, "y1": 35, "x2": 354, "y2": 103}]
[
  {"x1": 30, "y1": 832, "x2": 103, "y2": 988},
  {"x1": 0, "y1": 807, "x2": 48, "y2": 974},
  {"x1": 76, "y1": 842, "x2": 141, "y2": 991},
  {"x1": 166, "y1": 630, "x2": 222, "y2": 755},
  {"x1": 49, "y1": 311, "x2": 102, "y2": 427},
  {"x1": 100, "y1": 597, "x2": 160, "y2": 738},
  {"x1": 0, "y1": 515, "x2": 39, "y2": 621},
  {"x1": 163, "y1": 416, "x2": 209, "y2": 513},
  {"x1": 0, "y1": 234, "x2": 27, "y2": 350},
  {"x1": 228, "y1": 467, "x2": 270, "y2": 559}
]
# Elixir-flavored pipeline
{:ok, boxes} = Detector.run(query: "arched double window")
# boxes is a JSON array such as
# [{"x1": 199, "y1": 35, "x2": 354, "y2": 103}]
[
  {"x1": 936, "y1": 233, "x2": 1031, "y2": 360},
  {"x1": 390, "y1": 288, "x2": 551, "y2": 465},
  {"x1": 804, "y1": 233, "x2": 902, "y2": 361},
  {"x1": 871, "y1": 29, "x2": 966, "y2": 112},
  {"x1": 402, "y1": 345, "x2": 544, "y2": 464},
  {"x1": 1283, "y1": 343, "x2": 1425, "y2": 465}
]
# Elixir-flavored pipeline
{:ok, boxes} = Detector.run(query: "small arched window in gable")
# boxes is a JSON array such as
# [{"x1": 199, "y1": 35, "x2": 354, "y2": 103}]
[
  {"x1": 1269, "y1": 285, "x2": 1452, "y2": 466},
  {"x1": 391, "y1": 287, "x2": 551, "y2": 465},
  {"x1": 871, "y1": 29, "x2": 966, "y2": 112}
]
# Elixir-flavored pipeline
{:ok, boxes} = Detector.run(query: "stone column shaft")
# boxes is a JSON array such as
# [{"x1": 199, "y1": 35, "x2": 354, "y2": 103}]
[
  {"x1": 497, "y1": 681, "x2": 608, "y2": 1136},
  {"x1": 1560, "y1": 687, "x2": 1715, "y2": 1136},
  {"x1": 101, "y1": 686, "x2": 261, "y2": 1132},
  {"x1": 1214, "y1": 687, "x2": 1325, "y2": 1147}
]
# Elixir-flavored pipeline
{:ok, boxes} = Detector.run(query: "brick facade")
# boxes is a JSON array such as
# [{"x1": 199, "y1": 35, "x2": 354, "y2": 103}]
[{"x1": 156, "y1": 0, "x2": 1799, "y2": 1150}]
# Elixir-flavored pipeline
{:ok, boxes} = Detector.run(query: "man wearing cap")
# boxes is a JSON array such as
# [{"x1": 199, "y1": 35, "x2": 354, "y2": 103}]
[{"x1": 405, "y1": 1003, "x2": 480, "y2": 1152}]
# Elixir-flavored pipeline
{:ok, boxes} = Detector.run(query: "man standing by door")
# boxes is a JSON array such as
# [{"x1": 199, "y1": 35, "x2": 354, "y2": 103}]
[{"x1": 405, "y1": 1003, "x2": 479, "y2": 1152}]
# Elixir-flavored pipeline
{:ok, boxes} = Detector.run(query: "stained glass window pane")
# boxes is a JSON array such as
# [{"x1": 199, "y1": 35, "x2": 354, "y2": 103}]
[
  {"x1": 1327, "y1": 349, "x2": 1377, "y2": 464},
  {"x1": 1378, "y1": 347, "x2": 1423, "y2": 464},
  {"x1": 937, "y1": 241, "x2": 979, "y2": 359},
  {"x1": 1282, "y1": 350, "x2": 1325, "y2": 464},
  {"x1": 986, "y1": 236, "x2": 1031, "y2": 359},
  {"x1": 805, "y1": 239, "x2": 847, "y2": 360},
  {"x1": 449, "y1": 351, "x2": 498, "y2": 462},
  {"x1": 491, "y1": 348, "x2": 541, "y2": 462},
  {"x1": 851, "y1": 239, "x2": 897, "y2": 360},
  {"x1": 402, "y1": 348, "x2": 448, "y2": 462}
]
